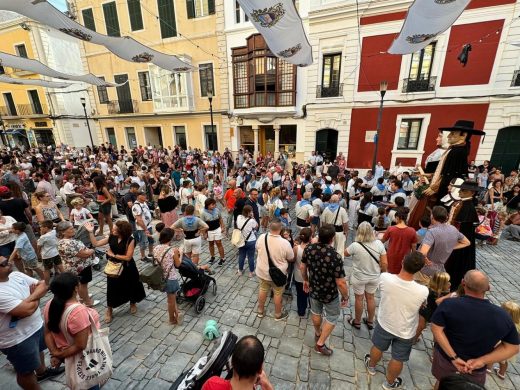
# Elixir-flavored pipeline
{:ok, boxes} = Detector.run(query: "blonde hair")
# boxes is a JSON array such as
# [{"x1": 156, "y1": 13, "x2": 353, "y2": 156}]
[
  {"x1": 429, "y1": 272, "x2": 451, "y2": 296},
  {"x1": 270, "y1": 187, "x2": 281, "y2": 198},
  {"x1": 501, "y1": 301, "x2": 520, "y2": 324},
  {"x1": 355, "y1": 221, "x2": 375, "y2": 243},
  {"x1": 71, "y1": 197, "x2": 84, "y2": 207}
]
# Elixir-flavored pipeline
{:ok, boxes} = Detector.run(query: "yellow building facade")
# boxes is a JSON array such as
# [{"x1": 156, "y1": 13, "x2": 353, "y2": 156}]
[
  {"x1": 0, "y1": 18, "x2": 54, "y2": 148},
  {"x1": 73, "y1": 0, "x2": 230, "y2": 151}
]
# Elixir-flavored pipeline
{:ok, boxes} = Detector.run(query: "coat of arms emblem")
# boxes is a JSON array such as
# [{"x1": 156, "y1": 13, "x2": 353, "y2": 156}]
[
  {"x1": 277, "y1": 44, "x2": 302, "y2": 58},
  {"x1": 250, "y1": 3, "x2": 285, "y2": 28},
  {"x1": 132, "y1": 52, "x2": 154, "y2": 63},
  {"x1": 59, "y1": 28, "x2": 92, "y2": 42},
  {"x1": 406, "y1": 33, "x2": 438, "y2": 44}
]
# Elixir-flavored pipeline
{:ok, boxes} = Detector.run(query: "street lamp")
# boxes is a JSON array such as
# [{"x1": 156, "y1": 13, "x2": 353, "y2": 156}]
[
  {"x1": 207, "y1": 91, "x2": 215, "y2": 152},
  {"x1": 80, "y1": 97, "x2": 95, "y2": 148},
  {"x1": 371, "y1": 81, "x2": 388, "y2": 172}
]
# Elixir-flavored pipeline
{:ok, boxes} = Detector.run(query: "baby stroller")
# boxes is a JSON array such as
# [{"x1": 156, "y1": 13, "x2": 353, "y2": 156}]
[
  {"x1": 178, "y1": 256, "x2": 217, "y2": 314},
  {"x1": 170, "y1": 331, "x2": 237, "y2": 390}
]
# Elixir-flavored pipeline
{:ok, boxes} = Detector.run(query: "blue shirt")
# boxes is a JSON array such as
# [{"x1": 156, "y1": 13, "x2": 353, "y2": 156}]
[{"x1": 15, "y1": 232, "x2": 37, "y2": 261}]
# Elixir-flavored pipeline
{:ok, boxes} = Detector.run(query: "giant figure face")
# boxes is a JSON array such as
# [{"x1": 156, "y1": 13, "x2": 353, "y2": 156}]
[{"x1": 447, "y1": 131, "x2": 467, "y2": 145}]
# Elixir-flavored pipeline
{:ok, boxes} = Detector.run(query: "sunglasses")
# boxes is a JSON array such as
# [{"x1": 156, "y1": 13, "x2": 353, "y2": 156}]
[{"x1": 0, "y1": 259, "x2": 10, "y2": 267}]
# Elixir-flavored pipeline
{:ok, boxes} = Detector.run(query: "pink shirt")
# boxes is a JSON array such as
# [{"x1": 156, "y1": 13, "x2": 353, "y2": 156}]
[
  {"x1": 255, "y1": 233, "x2": 294, "y2": 281},
  {"x1": 43, "y1": 301, "x2": 100, "y2": 349}
]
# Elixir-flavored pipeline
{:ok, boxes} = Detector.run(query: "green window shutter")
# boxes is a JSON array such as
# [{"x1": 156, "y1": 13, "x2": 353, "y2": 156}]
[
  {"x1": 208, "y1": 0, "x2": 215, "y2": 15},
  {"x1": 186, "y1": 0, "x2": 195, "y2": 19},
  {"x1": 103, "y1": 2, "x2": 121, "y2": 37},
  {"x1": 82, "y1": 8, "x2": 96, "y2": 31},
  {"x1": 158, "y1": 0, "x2": 177, "y2": 38},
  {"x1": 127, "y1": 0, "x2": 144, "y2": 31}
]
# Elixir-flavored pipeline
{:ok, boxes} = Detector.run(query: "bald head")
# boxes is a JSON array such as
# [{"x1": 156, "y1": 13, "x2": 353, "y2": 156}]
[
  {"x1": 303, "y1": 192, "x2": 311, "y2": 200},
  {"x1": 330, "y1": 194, "x2": 339, "y2": 204},
  {"x1": 463, "y1": 270, "x2": 490, "y2": 296}
]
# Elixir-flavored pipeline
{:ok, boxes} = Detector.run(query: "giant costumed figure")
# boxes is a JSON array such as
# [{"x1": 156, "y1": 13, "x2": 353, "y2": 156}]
[{"x1": 408, "y1": 120, "x2": 485, "y2": 229}]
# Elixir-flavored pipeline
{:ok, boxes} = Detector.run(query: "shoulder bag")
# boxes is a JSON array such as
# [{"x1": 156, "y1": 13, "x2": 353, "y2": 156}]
[
  {"x1": 356, "y1": 242, "x2": 380, "y2": 265},
  {"x1": 139, "y1": 247, "x2": 174, "y2": 291},
  {"x1": 104, "y1": 237, "x2": 131, "y2": 278},
  {"x1": 59, "y1": 303, "x2": 113, "y2": 390},
  {"x1": 265, "y1": 234, "x2": 288, "y2": 287},
  {"x1": 231, "y1": 218, "x2": 252, "y2": 248}
]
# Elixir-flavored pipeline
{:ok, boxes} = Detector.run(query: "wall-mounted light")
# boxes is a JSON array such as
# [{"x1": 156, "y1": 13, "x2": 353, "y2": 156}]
[{"x1": 20, "y1": 22, "x2": 31, "y2": 31}]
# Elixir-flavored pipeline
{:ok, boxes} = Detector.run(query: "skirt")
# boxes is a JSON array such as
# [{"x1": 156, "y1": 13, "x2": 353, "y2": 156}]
[
  {"x1": 107, "y1": 259, "x2": 146, "y2": 308},
  {"x1": 161, "y1": 209, "x2": 178, "y2": 228}
]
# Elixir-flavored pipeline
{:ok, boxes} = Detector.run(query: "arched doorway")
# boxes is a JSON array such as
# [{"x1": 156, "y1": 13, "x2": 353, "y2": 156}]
[
  {"x1": 315, "y1": 128, "x2": 338, "y2": 161},
  {"x1": 490, "y1": 126, "x2": 520, "y2": 173}
]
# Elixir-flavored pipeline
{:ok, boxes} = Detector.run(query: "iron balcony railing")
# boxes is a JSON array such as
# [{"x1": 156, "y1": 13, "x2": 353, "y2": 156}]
[
  {"x1": 316, "y1": 83, "x2": 344, "y2": 98},
  {"x1": 0, "y1": 104, "x2": 47, "y2": 117},
  {"x1": 402, "y1": 77, "x2": 437, "y2": 93},
  {"x1": 107, "y1": 99, "x2": 139, "y2": 114}
]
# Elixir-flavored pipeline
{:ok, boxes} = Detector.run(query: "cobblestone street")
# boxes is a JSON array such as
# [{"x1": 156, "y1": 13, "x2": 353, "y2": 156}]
[{"x1": 1, "y1": 229, "x2": 519, "y2": 390}]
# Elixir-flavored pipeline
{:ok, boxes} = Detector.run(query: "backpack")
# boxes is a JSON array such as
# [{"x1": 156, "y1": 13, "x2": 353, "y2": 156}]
[{"x1": 139, "y1": 247, "x2": 174, "y2": 291}]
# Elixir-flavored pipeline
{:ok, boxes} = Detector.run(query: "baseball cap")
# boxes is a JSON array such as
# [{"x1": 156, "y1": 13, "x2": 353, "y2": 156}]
[{"x1": 0, "y1": 186, "x2": 9, "y2": 195}]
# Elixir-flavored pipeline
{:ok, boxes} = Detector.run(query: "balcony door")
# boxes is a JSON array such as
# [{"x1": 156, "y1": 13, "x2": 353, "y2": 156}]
[
  {"x1": 320, "y1": 53, "x2": 341, "y2": 97},
  {"x1": 114, "y1": 74, "x2": 133, "y2": 113},
  {"x1": 3, "y1": 93, "x2": 17, "y2": 116},
  {"x1": 406, "y1": 43, "x2": 435, "y2": 92}
]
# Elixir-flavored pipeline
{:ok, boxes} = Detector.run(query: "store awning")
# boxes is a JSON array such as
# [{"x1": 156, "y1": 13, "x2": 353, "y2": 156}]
[{"x1": 3, "y1": 129, "x2": 27, "y2": 136}]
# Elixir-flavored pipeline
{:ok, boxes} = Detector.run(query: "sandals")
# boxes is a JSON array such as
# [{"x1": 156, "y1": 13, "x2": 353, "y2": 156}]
[
  {"x1": 494, "y1": 367, "x2": 506, "y2": 380},
  {"x1": 363, "y1": 318, "x2": 374, "y2": 330},
  {"x1": 256, "y1": 311, "x2": 265, "y2": 318},
  {"x1": 347, "y1": 317, "x2": 361, "y2": 330}
]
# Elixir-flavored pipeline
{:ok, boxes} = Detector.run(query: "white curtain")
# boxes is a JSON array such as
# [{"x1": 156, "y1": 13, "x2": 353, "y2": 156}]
[
  {"x1": 0, "y1": 0, "x2": 193, "y2": 73},
  {"x1": 237, "y1": 0, "x2": 312, "y2": 67},
  {"x1": 0, "y1": 51, "x2": 120, "y2": 86},
  {"x1": 0, "y1": 74, "x2": 72, "y2": 88},
  {"x1": 388, "y1": 0, "x2": 471, "y2": 55}
]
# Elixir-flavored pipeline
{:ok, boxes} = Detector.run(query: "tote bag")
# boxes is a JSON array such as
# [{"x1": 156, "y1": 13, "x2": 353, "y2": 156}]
[{"x1": 60, "y1": 304, "x2": 113, "y2": 390}]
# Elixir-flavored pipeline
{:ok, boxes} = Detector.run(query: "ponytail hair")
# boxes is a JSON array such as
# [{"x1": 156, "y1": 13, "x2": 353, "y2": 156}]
[{"x1": 47, "y1": 272, "x2": 79, "y2": 333}]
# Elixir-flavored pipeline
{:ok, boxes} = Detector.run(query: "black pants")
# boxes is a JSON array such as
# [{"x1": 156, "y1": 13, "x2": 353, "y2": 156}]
[{"x1": 294, "y1": 281, "x2": 309, "y2": 317}]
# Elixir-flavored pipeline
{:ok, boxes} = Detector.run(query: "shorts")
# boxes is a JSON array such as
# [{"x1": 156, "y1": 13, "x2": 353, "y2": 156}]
[
  {"x1": 311, "y1": 216, "x2": 320, "y2": 226},
  {"x1": 23, "y1": 257, "x2": 39, "y2": 270},
  {"x1": 371, "y1": 322, "x2": 414, "y2": 362},
  {"x1": 78, "y1": 265, "x2": 93, "y2": 285},
  {"x1": 432, "y1": 346, "x2": 487, "y2": 385},
  {"x1": 0, "y1": 326, "x2": 46, "y2": 375},
  {"x1": 98, "y1": 202, "x2": 112, "y2": 216},
  {"x1": 0, "y1": 241, "x2": 15, "y2": 257},
  {"x1": 184, "y1": 236, "x2": 202, "y2": 254},
  {"x1": 350, "y1": 274, "x2": 379, "y2": 295},
  {"x1": 165, "y1": 279, "x2": 181, "y2": 294},
  {"x1": 259, "y1": 277, "x2": 285, "y2": 297},
  {"x1": 309, "y1": 296, "x2": 341, "y2": 324},
  {"x1": 43, "y1": 255, "x2": 62, "y2": 270},
  {"x1": 207, "y1": 228, "x2": 222, "y2": 242},
  {"x1": 135, "y1": 228, "x2": 154, "y2": 249}
]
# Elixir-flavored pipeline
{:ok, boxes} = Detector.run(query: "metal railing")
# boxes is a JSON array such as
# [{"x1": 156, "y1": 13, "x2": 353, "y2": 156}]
[
  {"x1": 402, "y1": 77, "x2": 437, "y2": 93},
  {"x1": 0, "y1": 104, "x2": 47, "y2": 117},
  {"x1": 107, "y1": 99, "x2": 139, "y2": 114},
  {"x1": 316, "y1": 83, "x2": 344, "y2": 98}
]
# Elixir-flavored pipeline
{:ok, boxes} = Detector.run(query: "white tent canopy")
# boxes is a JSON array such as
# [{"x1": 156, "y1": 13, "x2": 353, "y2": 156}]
[
  {"x1": 0, "y1": 74, "x2": 72, "y2": 88},
  {"x1": 0, "y1": 51, "x2": 120, "y2": 86},
  {"x1": 237, "y1": 0, "x2": 312, "y2": 67},
  {"x1": 388, "y1": 0, "x2": 471, "y2": 55},
  {"x1": 0, "y1": 0, "x2": 194, "y2": 73}
]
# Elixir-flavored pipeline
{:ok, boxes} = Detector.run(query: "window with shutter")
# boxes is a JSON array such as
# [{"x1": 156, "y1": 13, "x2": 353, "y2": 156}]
[
  {"x1": 158, "y1": 0, "x2": 177, "y2": 38},
  {"x1": 127, "y1": 0, "x2": 144, "y2": 31},
  {"x1": 138, "y1": 71, "x2": 152, "y2": 101},
  {"x1": 103, "y1": 2, "x2": 121, "y2": 37},
  {"x1": 188, "y1": 0, "x2": 214, "y2": 19},
  {"x1": 82, "y1": 8, "x2": 96, "y2": 31},
  {"x1": 97, "y1": 77, "x2": 109, "y2": 104},
  {"x1": 186, "y1": 0, "x2": 195, "y2": 19},
  {"x1": 15, "y1": 44, "x2": 28, "y2": 58}
]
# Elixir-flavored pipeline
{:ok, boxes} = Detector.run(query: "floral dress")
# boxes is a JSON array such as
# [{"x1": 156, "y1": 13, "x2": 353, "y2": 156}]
[{"x1": 57, "y1": 238, "x2": 92, "y2": 275}]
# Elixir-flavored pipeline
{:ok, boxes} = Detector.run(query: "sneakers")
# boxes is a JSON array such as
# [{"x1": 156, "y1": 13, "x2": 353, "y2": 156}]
[
  {"x1": 217, "y1": 258, "x2": 225, "y2": 266},
  {"x1": 209, "y1": 256, "x2": 215, "y2": 265},
  {"x1": 37, "y1": 366, "x2": 65, "y2": 382},
  {"x1": 364, "y1": 354, "x2": 376, "y2": 376},
  {"x1": 314, "y1": 343, "x2": 333, "y2": 356},
  {"x1": 274, "y1": 309, "x2": 289, "y2": 321},
  {"x1": 382, "y1": 377, "x2": 403, "y2": 389}
]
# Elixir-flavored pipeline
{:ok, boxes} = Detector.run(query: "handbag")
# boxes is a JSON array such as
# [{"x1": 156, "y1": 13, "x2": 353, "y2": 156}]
[
  {"x1": 60, "y1": 303, "x2": 113, "y2": 390},
  {"x1": 231, "y1": 218, "x2": 252, "y2": 248},
  {"x1": 104, "y1": 259, "x2": 123, "y2": 278},
  {"x1": 139, "y1": 247, "x2": 174, "y2": 291},
  {"x1": 264, "y1": 234, "x2": 287, "y2": 287}
]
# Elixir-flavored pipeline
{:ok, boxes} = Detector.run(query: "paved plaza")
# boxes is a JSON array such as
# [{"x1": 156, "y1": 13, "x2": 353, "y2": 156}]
[{"x1": 1, "y1": 229, "x2": 519, "y2": 389}]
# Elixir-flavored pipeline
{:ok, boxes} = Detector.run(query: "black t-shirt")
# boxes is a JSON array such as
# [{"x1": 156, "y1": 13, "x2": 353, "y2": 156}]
[
  {"x1": 301, "y1": 243, "x2": 345, "y2": 304},
  {"x1": 159, "y1": 162, "x2": 169, "y2": 173},
  {"x1": 432, "y1": 296, "x2": 520, "y2": 361},
  {"x1": 122, "y1": 192, "x2": 137, "y2": 221},
  {"x1": 0, "y1": 198, "x2": 29, "y2": 224},
  {"x1": 328, "y1": 164, "x2": 339, "y2": 178}
]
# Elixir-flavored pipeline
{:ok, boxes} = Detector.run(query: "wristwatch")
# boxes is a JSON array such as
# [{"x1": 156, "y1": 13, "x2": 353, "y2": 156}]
[{"x1": 449, "y1": 355, "x2": 458, "y2": 361}]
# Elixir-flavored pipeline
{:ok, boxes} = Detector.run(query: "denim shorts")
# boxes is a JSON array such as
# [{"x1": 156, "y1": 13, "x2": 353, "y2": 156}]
[
  {"x1": 371, "y1": 322, "x2": 414, "y2": 362},
  {"x1": 135, "y1": 228, "x2": 154, "y2": 249},
  {"x1": 311, "y1": 216, "x2": 320, "y2": 226},
  {"x1": 23, "y1": 257, "x2": 39, "y2": 270},
  {"x1": 165, "y1": 279, "x2": 180, "y2": 294},
  {"x1": 309, "y1": 296, "x2": 341, "y2": 324},
  {"x1": 0, "y1": 326, "x2": 46, "y2": 374}
]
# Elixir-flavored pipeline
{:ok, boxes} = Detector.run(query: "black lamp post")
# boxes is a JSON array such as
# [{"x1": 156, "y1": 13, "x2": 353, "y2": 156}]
[
  {"x1": 0, "y1": 112, "x2": 6, "y2": 147},
  {"x1": 207, "y1": 91, "x2": 215, "y2": 151},
  {"x1": 80, "y1": 97, "x2": 95, "y2": 148},
  {"x1": 372, "y1": 81, "x2": 388, "y2": 172}
]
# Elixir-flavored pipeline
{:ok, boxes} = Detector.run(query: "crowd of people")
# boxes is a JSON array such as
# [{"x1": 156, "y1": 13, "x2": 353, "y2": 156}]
[{"x1": 0, "y1": 142, "x2": 518, "y2": 390}]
